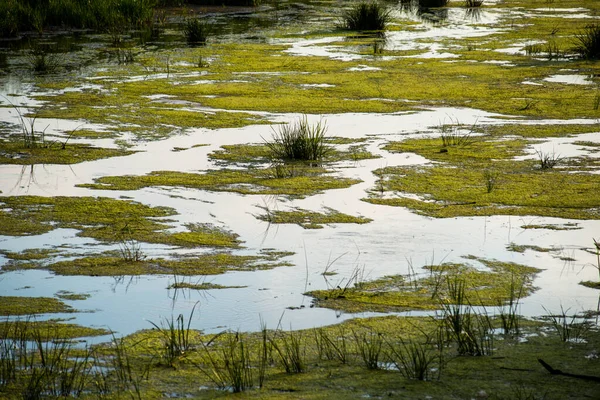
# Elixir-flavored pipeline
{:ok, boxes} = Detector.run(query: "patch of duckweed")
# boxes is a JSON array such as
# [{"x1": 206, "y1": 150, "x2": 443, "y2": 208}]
[
  {"x1": 307, "y1": 256, "x2": 540, "y2": 313},
  {"x1": 167, "y1": 282, "x2": 247, "y2": 290},
  {"x1": 485, "y1": 124, "x2": 600, "y2": 139},
  {"x1": 520, "y1": 223, "x2": 582, "y2": 230},
  {"x1": 0, "y1": 248, "x2": 61, "y2": 261},
  {"x1": 365, "y1": 137, "x2": 600, "y2": 219},
  {"x1": 209, "y1": 143, "x2": 272, "y2": 164},
  {"x1": 209, "y1": 142, "x2": 378, "y2": 166},
  {"x1": 7, "y1": 250, "x2": 293, "y2": 276},
  {"x1": 79, "y1": 168, "x2": 361, "y2": 198},
  {"x1": 256, "y1": 207, "x2": 372, "y2": 229},
  {"x1": 0, "y1": 142, "x2": 136, "y2": 165},
  {"x1": 580, "y1": 281, "x2": 600, "y2": 289},
  {"x1": 55, "y1": 290, "x2": 91, "y2": 301},
  {"x1": 0, "y1": 319, "x2": 109, "y2": 340},
  {"x1": 506, "y1": 243, "x2": 555, "y2": 253},
  {"x1": 0, "y1": 196, "x2": 241, "y2": 249},
  {"x1": 0, "y1": 296, "x2": 75, "y2": 315}
]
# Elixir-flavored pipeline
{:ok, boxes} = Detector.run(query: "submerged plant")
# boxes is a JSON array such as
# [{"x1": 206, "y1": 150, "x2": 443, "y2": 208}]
[
  {"x1": 341, "y1": 1, "x2": 391, "y2": 31},
  {"x1": 265, "y1": 116, "x2": 330, "y2": 162},
  {"x1": 464, "y1": 0, "x2": 483, "y2": 6},
  {"x1": 574, "y1": 24, "x2": 600, "y2": 60}
]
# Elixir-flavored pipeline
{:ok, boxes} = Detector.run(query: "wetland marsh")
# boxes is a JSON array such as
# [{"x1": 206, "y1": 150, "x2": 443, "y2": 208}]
[{"x1": 1, "y1": 0, "x2": 600, "y2": 398}]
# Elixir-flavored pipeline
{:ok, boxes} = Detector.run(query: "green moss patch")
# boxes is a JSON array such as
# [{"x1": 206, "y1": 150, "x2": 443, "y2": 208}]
[
  {"x1": 79, "y1": 168, "x2": 361, "y2": 198},
  {"x1": 0, "y1": 196, "x2": 240, "y2": 248},
  {"x1": 167, "y1": 282, "x2": 246, "y2": 290},
  {"x1": 4, "y1": 250, "x2": 293, "y2": 276},
  {"x1": 0, "y1": 248, "x2": 60, "y2": 261},
  {"x1": 307, "y1": 256, "x2": 540, "y2": 313},
  {"x1": 365, "y1": 137, "x2": 600, "y2": 219},
  {"x1": 210, "y1": 142, "x2": 379, "y2": 167},
  {"x1": 507, "y1": 243, "x2": 555, "y2": 253},
  {"x1": 0, "y1": 320, "x2": 109, "y2": 340},
  {"x1": 0, "y1": 296, "x2": 75, "y2": 315},
  {"x1": 55, "y1": 290, "x2": 91, "y2": 301},
  {"x1": 580, "y1": 281, "x2": 600, "y2": 289},
  {"x1": 256, "y1": 207, "x2": 372, "y2": 229},
  {"x1": 0, "y1": 142, "x2": 136, "y2": 165},
  {"x1": 81, "y1": 314, "x2": 600, "y2": 400}
]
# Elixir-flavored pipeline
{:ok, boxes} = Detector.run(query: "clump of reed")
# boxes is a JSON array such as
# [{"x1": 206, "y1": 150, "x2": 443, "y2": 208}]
[
  {"x1": 184, "y1": 18, "x2": 212, "y2": 45},
  {"x1": 341, "y1": 1, "x2": 391, "y2": 31},
  {"x1": 574, "y1": 24, "x2": 600, "y2": 60},
  {"x1": 148, "y1": 303, "x2": 197, "y2": 366},
  {"x1": 0, "y1": 0, "x2": 156, "y2": 37},
  {"x1": 265, "y1": 116, "x2": 331, "y2": 162}
]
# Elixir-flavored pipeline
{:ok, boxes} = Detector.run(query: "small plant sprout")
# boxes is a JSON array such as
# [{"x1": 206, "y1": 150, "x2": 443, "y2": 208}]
[
  {"x1": 483, "y1": 169, "x2": 498, "y2": 193},
  {"x1": 116, "y1": 223, "x2": 145, "y2": 262}
]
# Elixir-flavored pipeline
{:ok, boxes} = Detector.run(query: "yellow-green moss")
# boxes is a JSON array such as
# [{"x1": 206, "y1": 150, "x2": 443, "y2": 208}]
[
  {"x1": 78, "y1": 168, "x2": 361, "y2": 198},
  {"x1": 0, "y1": 142, "x2": 136, "y2": 165},
  {"x1": 307, "y1": 256, "x2": 540, "y2": 313},
  {"x1": 0, "y1": 196, "x2": 240, "y2": 248},
  {"x1": 0, "y1": 319, "x2": 109, "y2": 340},
  {"x1": 166, "y1": 282, "x2": 246, "y2": 290},
  {"x1": 55, "y1": 290, "x2": 91, "y2": 301},
  {"x1": 365, "y1": 137, "x2": 600, "y2": 219},
  {"x1": 4, "y1": 250, "x2": 293, "y2": 276},
  {"x1": 79, "y1": 314, "x2": 600, "y2": 400},
  {"x1": 0, "y1": 296, "x2": 75, "y2": 315},
  {"x1": 256, "y1": 207, "x2": 372, "y2": 229}
]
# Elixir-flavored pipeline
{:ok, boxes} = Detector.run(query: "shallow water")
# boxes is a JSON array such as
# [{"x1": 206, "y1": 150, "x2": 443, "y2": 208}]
[{"x1": 1, "y1": 2, "x2": 600, "y2": 341}]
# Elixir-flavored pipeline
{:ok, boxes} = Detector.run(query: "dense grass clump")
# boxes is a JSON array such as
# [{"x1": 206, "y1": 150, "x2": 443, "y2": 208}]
[
  {"x1": 265, "y1": 116, "x2": 330, "y2": 162},
  {"x1": 574, "y1": 24, "x2": 600, "y2": 60},
  {"x1": 419, "y1": 0, "x2": 448, "y2": 7},
  {"x1": 341, "y1": 1, "x2": 390, "y2": 31},
  {"x1": 0, "y1": 0, "x2": 156, "y2": 37},
  {"x1": 184, "y1": 18, "x2": 211, "y2": 45}
]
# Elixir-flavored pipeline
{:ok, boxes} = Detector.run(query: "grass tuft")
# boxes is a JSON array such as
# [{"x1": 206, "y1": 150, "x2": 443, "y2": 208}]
[
  {"x1": 184, "y1": 18, "x2": 211, "y2": 45},
  {"x1": 265, "y1": 116, "x2": 331, "y2": 162},
  {"x1": 574, "y1": 24, "x2": 600, "y2": 60},
  {"x1": 341, "y1": 1, "x2": 391, "y2": 31}
]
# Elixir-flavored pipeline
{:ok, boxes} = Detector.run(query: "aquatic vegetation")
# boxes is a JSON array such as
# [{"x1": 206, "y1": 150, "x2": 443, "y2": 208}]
[
  {"x1": 79, "y1": 168, "x2": 361, "y2": 198},
  {"x1": 54, "y1": 291, "x2": 91, "y2": 301},
  {"x1": 255, "y1": 206, "x2": 372, "y2": 229},
  {"x1": 148, "y1": 303, "x2": 197, "y2": 366},
  {"x1": 464, "y1": 0, "x2": 483, "y2": 6},
  {"x1": 0, "y1": 142, "x2": 135, "y2": 165},
  {"x1": 341, "y1": 1, "x2": 391, "y2": 31},
  {"x1": 0, "y1": 296, "x2": 74, "y2": 316},
  {"x1": 0, "y1": 196, "x2": 243, "y2": 249},
  {"x1": 574, "y1": 24, "x2": 600, "y2": 60},
  {"x1": 535, "y1": 149, "x2": 563, "y2": 169},
  {"x1": 265, "y1": 116, "x2": 331, "y2": 162},
  {"x1": 184, "y1": 18, "x2": 211, "y2": 46},
  {"x1": 6, "y1": 250, "x2": 292, "y2": 276},
  {"x1": 366, "y1": 137, "x2": 600, "y2": 219},
  {"x1": 308, "y1": 257, "x2": 540, "y2": 313}
]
